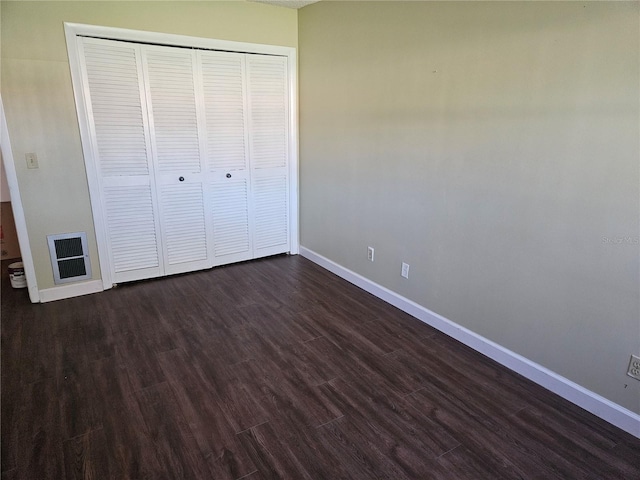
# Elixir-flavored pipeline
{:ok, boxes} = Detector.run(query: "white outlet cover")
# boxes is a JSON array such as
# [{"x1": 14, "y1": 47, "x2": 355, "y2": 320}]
[
  {"x1": 401, "y1": 262, "x2": 409, "y2": 278},
  {"x1": 627, "y1": 354, "x2": 640, "y2": 381}
]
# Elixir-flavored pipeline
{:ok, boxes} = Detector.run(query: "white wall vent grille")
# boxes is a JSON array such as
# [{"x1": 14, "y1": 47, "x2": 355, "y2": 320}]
[{"x1": 47, "y1": 232, "x2": 92, "y2": 284}]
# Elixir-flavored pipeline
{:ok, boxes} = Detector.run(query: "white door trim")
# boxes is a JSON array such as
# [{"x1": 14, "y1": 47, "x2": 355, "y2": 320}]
[
  {"x1": 0, "y1": 96, "x2": 40, "y2": 303},
  {"x1": 64, "y1": 23, "x2": 299, "y2": 288},
  {"x1": 286, "y1": 50, "x2": 299, "y2": 255}
]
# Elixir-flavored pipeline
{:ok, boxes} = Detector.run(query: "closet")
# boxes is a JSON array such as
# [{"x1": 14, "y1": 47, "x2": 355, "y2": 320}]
[{"x1": 76, "y1": 35, "x2": 292, "y2": 285}]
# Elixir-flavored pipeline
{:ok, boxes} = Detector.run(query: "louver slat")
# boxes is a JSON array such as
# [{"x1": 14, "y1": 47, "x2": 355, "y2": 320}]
[{"x1": 200, "y1": 52, "x2": 247, "y2": 172}]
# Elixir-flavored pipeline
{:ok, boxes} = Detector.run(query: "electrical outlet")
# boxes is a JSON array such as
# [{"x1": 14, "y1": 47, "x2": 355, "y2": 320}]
[
  {"x1": 367, "y1": 247, "x2": 374, "y2": 262},
  {"x1": 627, "y1": 355, "x2": 640, "y2": 381},
  {"x1": 25, "y1": 153, "x2": 39, "y2": 169},
  {"x1": 401, "y1": 262, "x2": 409, "y2": 279}
]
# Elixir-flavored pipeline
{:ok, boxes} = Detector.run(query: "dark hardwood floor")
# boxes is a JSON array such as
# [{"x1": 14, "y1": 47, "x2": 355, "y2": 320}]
[{"x1": 2, "y1": 254, "x2": 639, "y2": 479}]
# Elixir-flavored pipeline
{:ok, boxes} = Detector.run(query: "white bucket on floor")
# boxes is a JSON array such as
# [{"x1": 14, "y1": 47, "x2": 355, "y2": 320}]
[{"x1": 8, "y1": 261, "x2": 27, "y2": 289}]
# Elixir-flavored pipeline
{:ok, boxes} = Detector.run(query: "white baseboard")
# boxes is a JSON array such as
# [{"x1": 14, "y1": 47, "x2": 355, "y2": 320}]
[
  {"x1": 39, "y1": 279, "x2": 103, "y2": 303},
  {"x1": 299, "y1": 246, "x2": 640, "y2": 439}
]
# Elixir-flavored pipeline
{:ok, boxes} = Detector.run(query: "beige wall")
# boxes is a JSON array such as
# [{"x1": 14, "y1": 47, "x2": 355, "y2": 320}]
[
  {"x1": 1, "y1": 1, "x2": 297, "y2": 289},
  {"x1": 299, "y1": 1, "x2": 640, "y2": 413}
]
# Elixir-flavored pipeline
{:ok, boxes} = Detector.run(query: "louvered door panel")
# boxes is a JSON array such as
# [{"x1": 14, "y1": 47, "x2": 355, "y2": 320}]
[
  {"x1": 200, "y1": 51, "x2": 248, "y2": 172},
  {"x1": 247, "y1": 56, "x2": 288, "y2": 169},
  {"x1": 253, "y1": 174, "x2": 289, "y2": 255},
  {"x1": 83, "y1": 40, "x2": 150, "y2": 177},
  {"x1": 200, "y1": 50, "x2": 254, "y2": 265},
  {"x1": 144, "y1": 47, "x2": 201, "y2": 174},
  {"x1": 211, "y1": 179, "x2": 252, "y2": 265},
  {"x1": 247, "y1": 55, "x2": 290, "y2": 256},
  {"x1": 103, "y1": 185, "x2": 162, "y2": 282},
  {"x1": 143, "y1": 46, "x2": 211, "y2": 274},
  {"x1": 81, "y1": 38, "x2": 162, "y2": 284},
  {"x1": 160, "y1": 183, "x2": 208, "y2": 272}
]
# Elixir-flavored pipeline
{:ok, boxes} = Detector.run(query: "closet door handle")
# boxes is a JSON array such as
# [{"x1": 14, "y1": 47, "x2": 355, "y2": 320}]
[
  {"x1": 226, "y1": 173, "x2": 232, "y2": 178},
  {"x1": 179, "y1": 176, "x2": 185, "y2": 182}
]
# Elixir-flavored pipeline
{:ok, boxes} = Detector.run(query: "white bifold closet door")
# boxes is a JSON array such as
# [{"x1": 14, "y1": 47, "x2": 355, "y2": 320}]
[
  {"x1": 79, "y1": 37, "x2": 290, "y2": 284},
  {"x1": 247, "y1": 55, "x2": 290, "y2": 258},
  {"x1": 200, "y1": 51, "x2": 290, "y2": 265},
  {"x1": 141, "y1": 45, "x2": 211, "y2": 276},
  {"x1": 81, "y1": 38, "x2": 165, "y2": 283},
  {"x1": 200, "y1": 50, "x2": 253, "y2": 266}
]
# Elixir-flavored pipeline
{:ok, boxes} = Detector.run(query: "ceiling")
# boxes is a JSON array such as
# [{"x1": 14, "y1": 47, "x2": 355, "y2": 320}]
[{"x1": 251, "y1": 0, "x2": 321, "y2": 9}]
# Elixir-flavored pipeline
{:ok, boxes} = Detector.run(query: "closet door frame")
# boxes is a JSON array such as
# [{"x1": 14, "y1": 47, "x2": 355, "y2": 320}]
[{"x1": 65, "y1": 23, "x2": 299, "y2": 290}]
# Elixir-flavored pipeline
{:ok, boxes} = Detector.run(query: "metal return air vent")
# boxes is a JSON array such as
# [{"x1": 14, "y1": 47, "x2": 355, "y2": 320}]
[{"x1": 47, "y1": 232, "x2": 92, "y2": 284}]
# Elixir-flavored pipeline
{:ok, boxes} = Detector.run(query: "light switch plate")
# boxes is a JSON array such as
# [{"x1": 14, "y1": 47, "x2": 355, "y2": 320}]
[{"x1": 25, "y1": 153, "x2": 39, "y2": 169}]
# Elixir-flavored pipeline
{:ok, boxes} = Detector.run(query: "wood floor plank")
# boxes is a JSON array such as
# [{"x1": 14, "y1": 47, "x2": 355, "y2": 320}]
[
  {"x1": 14, "y1": 380, "x2": 65, "y2": 479},
  {"x1": 610, "y1": 440, "x2": 640, "y2": 475},
  {"x1": 0, "y1": 303, "x2": 22, "y2": 380},
  {"x1": 235, "y1": 471, "x2": 264, "y2": 480},
  {"x1": 510, "y1": 406, "x2": 635, "y2": 479},
  {"x1": 388, "y1": 343, "x2": 529, "y2": 416},
  {"x1": 241, "y1": 302, "x2": 324, "y2": 344},
  {"x1": 313, "y1": 415, "x2": 416, "y2": 480},
  {"x1": 263, "y1": 415, "x2": 354, "y2": 480},
  {"x1": 62, "y1": 428, "x2": 116, "y2": 480},
  {"x1": 157, "y1": 348, "x2": 257, "y2": 480},
  {"x1": 352, "y1": 315, "x2": 436, "y2": 354},
  {"x1": 301, "y1": 310, "x2": 430, "y2": 397},
  {"x1": 111, "y1": 309, "x2": 170, "y2": 392},
  {"x1": 58, "y1": 362, "x2": 103, "y2": 440},
  {"x1": 0, "y1": 469, "x2": 18, "y2": 480},
  {"x1": 406, "y1": 386, "x2": 569, "y2": 479},
  {"x1": 325, "y1": 376, "x2": 460, "y2": 458},
  {"x1": 269, "y1": 337, "x2": 339, "y2": 387},
  {"x1": 17, "y1": 308, "x2": 57, "y2": 384},
  {"x1": 436, "y1": 445, "x2": 522, "y2": 480},
  {"x1": 2, "y1": 255, "x2": 639, "y2": 479},
  {"x1": 237, "y1": 422, "x2": 315, "y2": 480},
  {"x1": 427, "y1": 333, "x2": 562, "y2": 410},
  {"x1": 134, "y1": 382, "x2": 212, "y2": 479},
  {"x1": 221, "y1": 361, "x2": 273, "y2": 432},
  {"x1": 255, "y1": 365, "x2": 344, "y2": 428},
  {"x1": 0, "y1": 375, "x2": 22, "y2": 472},
  {"x1": 299, "y1": 305, "x2": 388, "y2": 355},
  {"x1": 522, "y1": 390, "x2": 631, "y2": 449},
  {"x1": 91, "y1": 357, "x2": 164, "y2": 479}
]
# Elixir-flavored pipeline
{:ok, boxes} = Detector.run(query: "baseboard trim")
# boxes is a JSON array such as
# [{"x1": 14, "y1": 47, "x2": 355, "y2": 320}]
[
  {"x1": 39, "y1": 279, "x2": 103, "y2": 303},
  {"x1": 299, "y1": 246, "x2": 640, "y2": 439}
]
